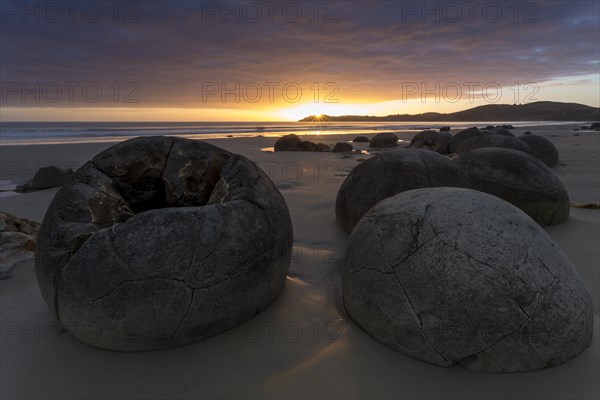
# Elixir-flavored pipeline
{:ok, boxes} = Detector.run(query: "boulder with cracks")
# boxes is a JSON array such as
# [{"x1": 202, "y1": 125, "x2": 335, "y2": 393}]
[
  {"x1": 36, "y1": 136, "x2": 293, "y2": 351},
  {"x1": 343, "y1": 187, "x2": 593, "y2": 372}
]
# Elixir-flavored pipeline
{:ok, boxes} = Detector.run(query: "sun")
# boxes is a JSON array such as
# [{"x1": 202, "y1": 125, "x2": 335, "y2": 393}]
[{"x1": 277, "y1": 103, "x2": 369, "y2": 121}]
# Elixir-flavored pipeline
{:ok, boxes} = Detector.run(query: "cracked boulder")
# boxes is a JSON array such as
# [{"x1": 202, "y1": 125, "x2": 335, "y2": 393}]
[
  {"x1": 36, "y1": 136, "x2": 293, "y2": 351},
  {"x1": 335, "y1": 149, "x2": 471, "y2": 233},
  {"x1": 343, "y1": 187, "x2": 594, "y2": 372},
  {"x1": 453, "y1": 148, "x2": 569, "y2": 226}
]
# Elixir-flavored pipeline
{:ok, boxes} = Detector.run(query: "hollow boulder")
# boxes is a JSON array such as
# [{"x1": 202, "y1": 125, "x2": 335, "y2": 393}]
[{"x1": 36, "y1": 136, "x2": 293, "y2": 351}]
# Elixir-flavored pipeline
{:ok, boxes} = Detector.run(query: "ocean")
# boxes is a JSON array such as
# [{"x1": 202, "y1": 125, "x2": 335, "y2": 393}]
[{"x1": 0, "y1": 121, "x2": 572, "y2": 146}]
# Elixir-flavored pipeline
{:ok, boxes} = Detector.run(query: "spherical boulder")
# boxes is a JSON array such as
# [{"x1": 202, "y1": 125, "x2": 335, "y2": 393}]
[
  {"x1": 453, "y1": 148, "x2": 569, "y2": 226},
  {"x1": 369, "y1": 132, "x2": 398, "y2": 148},
  {"x1": 315, "y1": 143, "x2": 331, "y2": 152},
  {"x1": 274, "y1": 134, "x2": 302, "y2": 151},
  {"x1": 300, "y1": 141, "x2": 317, "y2": 152},
  {"x1": 481, "y1": 127, "x2": 515, "y2": 137},
  {"x1": 456, "y1": 134, "x2": 532, "y2": 155},
  {"x1": 447, "y1": 128, "x2": 484, "y2": 153},
  {"x1": 409, "y1": 131, "x2": 452, "y2": 154},
  {"x1": 332, "y1": 142, "x2": 354, "y2": 153},
  {"x1": 517, "y1": 135, "x2": 559, "y2": 166},
  {"x1": 36, "y1": 137, "x2": 293, "y2": 351},
  {"x1": 343, "y1": 187, "x2": 594, "y2": 372},
  {"x1": 335, "y1": 149, "x2": 471, "y2": 233},
  {"x1": 353, "y1": 136, "x2": 370, "y2": 143}
]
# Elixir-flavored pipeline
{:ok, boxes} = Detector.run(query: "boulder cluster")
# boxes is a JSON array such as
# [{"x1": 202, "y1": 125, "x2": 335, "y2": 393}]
[
  {"x1": 410, "y1": 126, "x2": 559, "y2": 167},
  {"x1": 338, "y1": 126, "x2": 594, "y2": 372},
  {"x1": 274, "y1": 134, "x2": 356, "y2": 153},
  {"x1": 274, "y1": 132, "x2": 404, "y2": 154}
]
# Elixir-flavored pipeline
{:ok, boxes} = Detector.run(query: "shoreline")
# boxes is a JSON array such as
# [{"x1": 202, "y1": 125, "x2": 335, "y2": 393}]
[{"x1": 0, "y1": 121, "x2": 590, "y2": 146}]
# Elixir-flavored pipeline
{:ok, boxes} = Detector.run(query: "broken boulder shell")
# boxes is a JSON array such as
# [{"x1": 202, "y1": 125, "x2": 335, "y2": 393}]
[
  {"x1": 36, "y1": 136, "x2": 293, "y2": 351},
  {"x1": 343, "y1": 187, "x2": 593, "y2": 372}
]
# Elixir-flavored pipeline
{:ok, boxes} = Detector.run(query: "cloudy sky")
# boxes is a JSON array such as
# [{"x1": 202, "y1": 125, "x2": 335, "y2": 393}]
[{"x1": 1, "y1": 0, "x2": 599, "y2": 121}]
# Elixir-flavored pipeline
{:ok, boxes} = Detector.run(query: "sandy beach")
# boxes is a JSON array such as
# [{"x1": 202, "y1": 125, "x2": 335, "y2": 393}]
[{"x1": 1, "y1": 124, "x2": 598, "y2": 399}]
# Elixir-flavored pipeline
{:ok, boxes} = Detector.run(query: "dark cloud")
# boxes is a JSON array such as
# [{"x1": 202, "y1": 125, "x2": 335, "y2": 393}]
[{"x1": 1, "y1": 0, "x2": 599, "y2": 108}]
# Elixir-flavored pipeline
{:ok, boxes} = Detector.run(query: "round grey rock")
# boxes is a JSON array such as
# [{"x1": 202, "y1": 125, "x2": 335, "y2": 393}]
[
  {"x1": 453, "y1": 148, "x2": 569, "y2": 226},
  {"x1": 517, "y1": 135, "x2": 559, "y2": 166},
  {"x1": 409, "y1": 131, "x2": 452, "y2": 154},
  {"x1": 481, "y1": 127, "x2": 515, "y2": 137},
  {"x1": 300, "y1": 141, "x2": 317, "y2": 152},
  {"x1": 274, "y1": 134, "x2": 302, "y2": 151},
  {"x1": 448, "y1": 128, "x2": 484, "y2": 154},
  {"x1": 36, "y1": 136, "x2": 293, "y2": 351},
  {"x1": 332, "y1": 142, "x2": 354, "y2": 153},
  {"x1": 343, "y1": 187, "x2": 594, "y2": 372},
  {"x1": 335, "y1": 149, "x2": 471, "y2": 233},
  {"x1": 369, "y1": 132, "x2": 399, "y2": 148},
  {"x1": 456, "y1": 134, "x2": 532, "y2": 155}
]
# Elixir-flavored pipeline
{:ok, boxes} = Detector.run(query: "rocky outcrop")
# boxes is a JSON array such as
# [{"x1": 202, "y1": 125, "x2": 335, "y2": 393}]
[
  {"x1": 0, "y1": 213, "x2": 40, "y2": 279},
  {"x1": 16, "y1": 166, "x2": 73, "y2": 192}
]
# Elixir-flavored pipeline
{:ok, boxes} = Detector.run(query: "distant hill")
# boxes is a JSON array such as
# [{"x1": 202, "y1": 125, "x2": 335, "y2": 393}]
[{"x1": 299, "y1": 102, "x2": 600, "y2": 122}]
